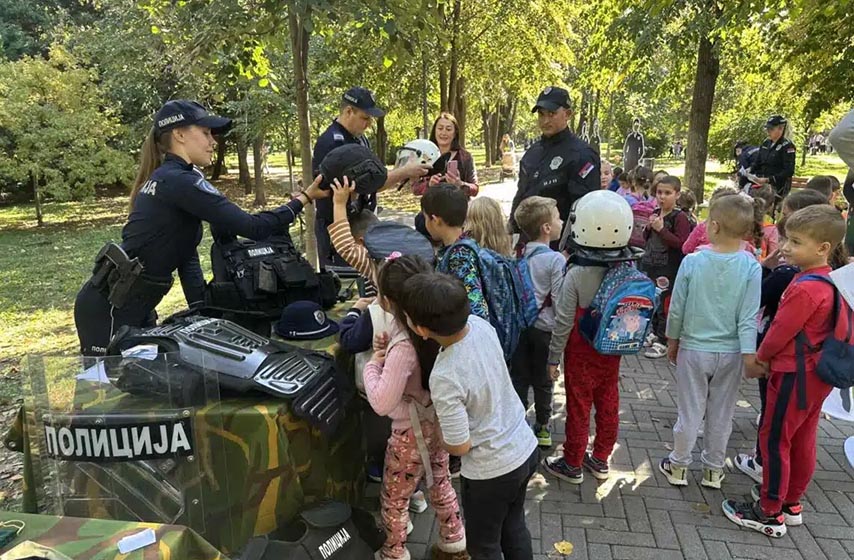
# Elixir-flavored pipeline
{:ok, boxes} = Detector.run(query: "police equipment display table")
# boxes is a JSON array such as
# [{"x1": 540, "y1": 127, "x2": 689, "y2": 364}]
[
  {"x1": 0, "y1": 511, "x2": 226, "y2": 559},
  {"x1": 5, "y1": 333, "x2": 364, "y2": 556}
]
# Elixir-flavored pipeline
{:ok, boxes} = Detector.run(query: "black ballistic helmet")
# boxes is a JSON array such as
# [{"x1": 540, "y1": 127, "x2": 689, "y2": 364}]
[{"x1": 319, "y1": 144, "x2": 388, "y2": 194}]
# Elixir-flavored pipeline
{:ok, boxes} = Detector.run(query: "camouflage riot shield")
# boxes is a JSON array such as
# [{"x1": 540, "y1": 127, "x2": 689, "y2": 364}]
[{"x1": 21, "y1": 351, "x2": 236, "y2": 550}]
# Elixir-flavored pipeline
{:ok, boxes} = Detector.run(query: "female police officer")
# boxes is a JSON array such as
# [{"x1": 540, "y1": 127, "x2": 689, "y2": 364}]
[{"x1": 74, "y1": 100, "x2": 329, "y2": 356}]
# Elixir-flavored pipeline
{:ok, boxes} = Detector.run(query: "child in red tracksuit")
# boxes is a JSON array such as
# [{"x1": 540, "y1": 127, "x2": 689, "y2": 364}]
[
  {"x1": 723, "y1": 205, "x2": 847, "y2": 538},
  {"x1": 542, "y1": 190, "x2": 636, "y2": 484}
]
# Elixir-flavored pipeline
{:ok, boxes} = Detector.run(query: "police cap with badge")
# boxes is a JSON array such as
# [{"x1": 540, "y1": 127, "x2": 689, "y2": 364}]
[
  {"x1": 764, "y1": 114, "x2": 788, "y2": 129},
  {"x1": 531, "y1": 86, "x2": 572, "y2": 113},
  {"x1": 341, "y1": 87, "x2": 386, "y2": 118},
  {"x1": 154, "y1": 100, "x2": 233, "y2": 136}
]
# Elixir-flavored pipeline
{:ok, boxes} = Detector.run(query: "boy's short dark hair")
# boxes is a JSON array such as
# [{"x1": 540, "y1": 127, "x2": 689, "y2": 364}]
[
  {"x1": 348, "y1": 209, "x2": 379, "y2": 239},
  {"x1": 401, "y1": 272, "x2": 471, "y2": 336},
  {"x1": 806, "y1": 175, "x2": 834, "y2": 199},
  {"x1": 829, "y1": 175, "x2": 841, "y2": 193},
  {"x1": 657, "y1": 175, "x2": 682, "y2": 192},
  {"x1": 785, "y1": 205, "x2": 845, "y2": 249},
  {"x1": 709, "y1": 193, "x2": 754, "y2": 239},
  {"x1": 514, "y1": 196, "x2": 557, "y2": 240},
  {"x1": 783, "y1": 189, "x2": 828, "y2": 213},
  {"x1": 421, "y1": 183, "x2": 468, "y2": 227},
  {"x1": 613, "y1": 166, "x2": 623, "y2": 177},
  {"x1": 617, "y1": 173, "x2": 629, "y2": 183}
]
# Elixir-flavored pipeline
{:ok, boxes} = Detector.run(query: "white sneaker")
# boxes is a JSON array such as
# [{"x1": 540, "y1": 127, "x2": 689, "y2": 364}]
[
  {"x1": 734, "y1": 453, "x2": 763, "y2": 484},
  {"x1": 644, "y1": 332, "x2": 657, "y2": 348},
  {"x1": 659, "y1": 458, "x2": 688, "y2": 486},
  {"x1": 645, "y1": 342, "x2": 668, "y2": 359},
  {"x1": 409, "y1": 490, "x2": 428, "y2": 514},
  {"x1": 701, "y1": 467, "x2": 725, "y2": 489}
]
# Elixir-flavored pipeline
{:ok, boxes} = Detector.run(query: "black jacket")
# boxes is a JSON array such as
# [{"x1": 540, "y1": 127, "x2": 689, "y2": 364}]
[
  {"x1": 510, "y1": 127, "x2": 600, "y2": 236},
  {"x1": 754, "y1": 137, "x2": 796, "y2": 197}
]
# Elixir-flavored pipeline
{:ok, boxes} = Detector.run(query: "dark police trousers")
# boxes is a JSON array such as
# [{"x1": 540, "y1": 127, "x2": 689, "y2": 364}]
[
  {"x1": 74, "y1": 280, "x2": 156, "y2": 356},
  {"x1": 460, "y1": 449, "x2": 538, "y2": 560}
]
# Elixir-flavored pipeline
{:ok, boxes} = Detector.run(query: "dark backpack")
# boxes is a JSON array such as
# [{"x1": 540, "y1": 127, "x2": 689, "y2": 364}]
[
  {"x1": 207, "y1": 234, "x2": 337, "y2": 318},
  {"x1": 794, "y1": 274, "x2": 854, "y2": 403}
]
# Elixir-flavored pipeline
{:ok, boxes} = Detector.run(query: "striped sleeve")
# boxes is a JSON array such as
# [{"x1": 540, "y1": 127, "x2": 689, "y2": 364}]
[{"x1": 328, "y1": 219, "x2": 375, "y2": 282}]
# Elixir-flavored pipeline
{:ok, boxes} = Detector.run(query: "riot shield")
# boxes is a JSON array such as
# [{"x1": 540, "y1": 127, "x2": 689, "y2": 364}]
[{"x1": 21, "y1": 350, "x2": 237, "y2": 550}]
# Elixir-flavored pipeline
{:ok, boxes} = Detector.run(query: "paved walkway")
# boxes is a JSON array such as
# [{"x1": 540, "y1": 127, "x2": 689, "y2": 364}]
[{"x1": 365, "y1": 180, "x2": 854, "y2": 559}]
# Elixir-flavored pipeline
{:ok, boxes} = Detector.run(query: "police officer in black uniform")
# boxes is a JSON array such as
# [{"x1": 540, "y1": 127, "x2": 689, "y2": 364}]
[
  {"x1": 312, "y1": 87, "x2": 430, "y2": 266},
  {"x1": 510, "y1": 86, "x2": 600, "y2": 247},
  {"x1": 74, "y1": 100, "x2": 329, "y2": 356},
  {"x1": 752, "y1": 115, "x2": 796, "y2": 209}
]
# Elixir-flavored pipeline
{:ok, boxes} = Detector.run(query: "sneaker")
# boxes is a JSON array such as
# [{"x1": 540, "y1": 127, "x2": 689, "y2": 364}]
[
  {"x1": 409, "y1": 490, "x2": 428, "y2": 514},
  {"x1": 407, "y1": 519, "x2": 414, "y2": 535},
  {"x1": 701, "y1": 467, "x2": 725, "y2": 489},
  {"x1": 367, "y1": 462, "x2": 383, "y2": 483},
  {"x1": 722, "y1": 499, "x2": 787, "y2": 538},
  {"x1": 659, "y1": 458, "x2": 688, "y2": 486},
  {"x1": 448, "y1": 455, "x2": 461, "y2": 479},
  {"x1": 644, "y1": 332, "x2": 657, "y2": 348},
  {"x1": 542, "y1": 456, "x2": 583, "y2": 484},
  {"x1": 645, "y1": 342, "x2": 668, "y2": 359},
  {"x1": 534, "y1": 424, "x2": 552, "y2": 448},
  {"x1": 734, "y1": 453, "x2": 763, "y2": 484},
  {"x1": 749, "y1": 485, "x2": 803, "y2": 526},
  {"x1": 583, "y1": 453, "x2": 610, "y2": 480}
]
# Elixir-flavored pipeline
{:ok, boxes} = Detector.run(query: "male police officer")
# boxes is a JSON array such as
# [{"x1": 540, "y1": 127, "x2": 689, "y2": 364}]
[
  {"x1": 752, "y1": 115, "x2": 796, "y2": 207},
  {"x1": 312, "y1": 87, "x2": 429, "y2": 266},
  {"x1": 510, "y1": 86, "x2": 600, "y2": 247}
]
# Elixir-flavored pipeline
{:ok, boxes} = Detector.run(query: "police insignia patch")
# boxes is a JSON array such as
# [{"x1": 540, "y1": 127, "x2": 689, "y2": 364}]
[
  {"x1": 544, "y1": 87, "x2": 552, "y2": 95},
  {"x1": 196, "y1": 179, "x2": 221, "y2": 196},
  {"x1": 579, "y1": 161, "x2": 594, "y2": 178},
  {"x1": 550, "y1": 156, "x2": 563, "y2": 170},
  {"x1": 314, "y1": 310, "x2": 326, "y2": 325},
  {"x1": 775, "y1": 144, "x2": 783, "y2": 151}
]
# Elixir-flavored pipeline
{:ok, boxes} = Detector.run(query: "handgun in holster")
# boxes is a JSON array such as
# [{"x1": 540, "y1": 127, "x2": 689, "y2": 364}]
[{"x1": 91, "y1": 243, "x2": 143, "y2": 309}]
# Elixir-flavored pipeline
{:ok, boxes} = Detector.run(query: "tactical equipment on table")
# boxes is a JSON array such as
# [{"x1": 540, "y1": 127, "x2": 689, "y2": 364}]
[
  {"x1": 240, "y1": 501, "x2": 377, "y2": 560},
  {"x1": 206, "y1": 234, "x2": 340, "y2": 332},
  {"x1": 107, "y1": 316, "x2": 346, "y2": 434}
]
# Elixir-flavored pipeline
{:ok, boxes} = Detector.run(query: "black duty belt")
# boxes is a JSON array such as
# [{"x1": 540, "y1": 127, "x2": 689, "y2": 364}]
[{"x1": 90, "y1": 242, "x2": 172, "y2": 310}]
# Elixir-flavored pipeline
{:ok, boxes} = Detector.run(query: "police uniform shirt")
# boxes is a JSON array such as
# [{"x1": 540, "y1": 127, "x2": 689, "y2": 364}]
[
  {"x1": 312, "y1": 119, "x2": 376, "y2": 223},
  {"x1": 510, "y1": 127, "x2": 600, "y2": 234},
  {"x1": 123, "y1": 153, "x2": 304, "y2": 306},
  {"x1": 754, "y1": 137, "x2": 796, "y2": 193}
]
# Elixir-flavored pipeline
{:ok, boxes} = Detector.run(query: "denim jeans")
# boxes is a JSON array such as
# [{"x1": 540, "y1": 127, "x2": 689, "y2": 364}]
[{"x1": 460, "y1": 449, "x2": 538, "y2": 560}]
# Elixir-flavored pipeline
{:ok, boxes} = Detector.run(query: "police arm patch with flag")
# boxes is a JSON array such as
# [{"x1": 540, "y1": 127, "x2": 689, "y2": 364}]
[
  {"x1": 195, "y1": 178, "x2": 222, "y2": 196},
  {"x1": 579, "y1": 161, "x2": 595, "y2": 178}
]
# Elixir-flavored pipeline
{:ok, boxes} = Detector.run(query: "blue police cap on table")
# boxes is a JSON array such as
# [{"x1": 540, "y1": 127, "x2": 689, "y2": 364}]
[
  {"x1": 319, "y1": 144, "x2": 388, "y2": 194},
  {"x1": 531, "y1": 86, "x2": 571, "y2": 113},
  {"x1": 154, "y1": 100, "x2": 232, "y2": 135},
  {"x1": 363, "y1": 222, "x2": 436, "y2": 264},
  {"x1": 764, "y1": 114, "x2": 788, "y2": 129},
  {"x1": 275, "y1": 301, "x2": 339, "y2": 340},
  {"x1": 342, "y1": 87, "x2": 386, "y2": 118}
]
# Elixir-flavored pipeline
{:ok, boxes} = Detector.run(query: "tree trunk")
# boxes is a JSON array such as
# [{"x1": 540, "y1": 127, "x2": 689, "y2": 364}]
[
  {"x1": 439, "y1": 65, "x2": 448, "y2": 112},
  {"x1": 606, "y1": 93, "x2": 614, "y2": 161},
  {"x1": 481, "y1": 109, "x2": 492, "y2": 166},
  {"x1": 252, "y1": 133, "x2": 266, "y2": 206},
  {"x1": 32, "y1": 172, "x2": 43, "y2": 227},
  {"x1": 684, "y1": 34, "x2": 721, "y2": 203},
  {"x1": 284, "y1": 121, "x2": 295, "y2": 192},
  {"x1": 421, "y1": 47, "x2": 430, "y2": 138},
  {"x1": 456, "y1": 76, "x2": 467, "y2": 146},
  {"x1": 237, "y1": 138, "x2": 251, "y2": 193},
  {"x1": 447, "y1": 0, "x2": 461, "y2": 115},
  {"x1": 212, "y1": 136, "x2": 227, "y2": 180},
  {"x1": 489, "y1": 110, "x2": 500, "y2": 165},
  {"x1": 376, "y1": 116, "x2": 388, "y2": 163},
  {"x1": 290, "y1": 7, "x2": 318, "y2": 269}
]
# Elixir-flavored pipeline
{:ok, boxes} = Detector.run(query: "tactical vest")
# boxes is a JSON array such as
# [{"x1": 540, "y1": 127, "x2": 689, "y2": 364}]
[
  {"x1": 240, "y1": 502, "x2": 377, "y2": 560},
  {"x1": 207, "y1": 235, "x2": 339, "y2": 319},
  {"x1": 107, "y1": 316, "x2": 347, "y2": 434}
]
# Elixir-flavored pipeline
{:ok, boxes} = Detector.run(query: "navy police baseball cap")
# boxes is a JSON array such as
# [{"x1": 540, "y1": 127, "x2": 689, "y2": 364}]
[
  {"x1": 154, "y1": 100, "x2": 233, "y2": 135},
  {"x1": 342, "y1": 87, "x2": 386, "y2": 118},
  {"x1": 532, "y1": 86, "x2": 571, "y2": 113},
  {"x1": 764, "y1": 115, "x2": 787, "y2": 129}
]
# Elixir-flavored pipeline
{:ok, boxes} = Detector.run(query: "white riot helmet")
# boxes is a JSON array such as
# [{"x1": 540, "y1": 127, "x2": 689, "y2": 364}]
[
  {"x1": 569, "y1": 190, "x2": 634, "y2": 248},
  {"x1": 395, "y1": 139, "x2": 441, "y2": 168}
]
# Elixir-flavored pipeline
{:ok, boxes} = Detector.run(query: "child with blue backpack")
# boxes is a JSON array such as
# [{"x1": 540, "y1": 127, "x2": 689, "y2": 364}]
[
  {"x1": 658, "y1": 194, "x2": 762, "y2": 490},
  {"x1": 511, "y1": 196, "x2": 567, "y2": 448},
  {"x1": 543, "y1": 190, "x2": 647, "y2": 483}
]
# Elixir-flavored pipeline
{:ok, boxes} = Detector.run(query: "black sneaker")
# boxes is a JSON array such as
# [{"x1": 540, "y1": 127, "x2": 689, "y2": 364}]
[
  {"x1": 542, "y1": 456, "x2": 583, "y2": 484},
  {"x1": 748, "y1": 485, "x2": 803, "y2": 525},
  {"x1": 722, "y1": 499, "x2": 787, "y2": 538},
  {"x1": 583, "y1": 453, "x2": 610, "y2": 480}
]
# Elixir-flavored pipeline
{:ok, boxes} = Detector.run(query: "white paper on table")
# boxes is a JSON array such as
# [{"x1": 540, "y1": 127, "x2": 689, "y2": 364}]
[
  {"x1": 76, "y1": 362, "x2": 109, "y2": 383},
  {"x1": 744, "y1": 171, "x2": 761, "y2": 184},
  {"x1": 117, "y1": 528, "x2": 157, "y2": 554},
  {"x1": 121, "y1": 344, "x2": 159, "y2": 361},
  {"x1": 829, "y1": 263, "x2": 854, "y2": 309}
]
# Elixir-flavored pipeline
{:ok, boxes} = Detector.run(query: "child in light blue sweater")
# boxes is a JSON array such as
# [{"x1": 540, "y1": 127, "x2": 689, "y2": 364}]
[{"x1": 659, "y1": 194, "x2": 763, "y2": 489}]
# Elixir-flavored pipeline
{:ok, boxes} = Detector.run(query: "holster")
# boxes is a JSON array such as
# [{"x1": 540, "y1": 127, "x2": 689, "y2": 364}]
[{"x1": 90, "y1": 242, "x2": 172, "y2": 309}]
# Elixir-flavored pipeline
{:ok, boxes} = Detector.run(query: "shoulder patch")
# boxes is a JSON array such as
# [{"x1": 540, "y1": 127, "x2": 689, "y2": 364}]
[
  {"x1": 333, "y1": 133, "x2": 345, "y2": 142},
  {"x1": 579, "y1": 161, "x2": 594, "y2": 178},
  {"x1": 195, "y1": 178, "x2": 222, "y2": 196}
]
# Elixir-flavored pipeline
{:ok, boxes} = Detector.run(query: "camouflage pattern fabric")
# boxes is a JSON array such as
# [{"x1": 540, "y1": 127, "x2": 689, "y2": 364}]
[
  {"x1": 0, "y1": 511, "x2": 226, "y2": 559},
  {"x1": 4, "y1": 315, "x2": 366, "y2": 556}
]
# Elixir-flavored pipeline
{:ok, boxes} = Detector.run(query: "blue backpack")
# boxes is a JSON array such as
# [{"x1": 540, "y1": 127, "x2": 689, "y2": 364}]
[
  {"x1": 794, "y1": 275, "x2": 854, "y2": 399},
  {"x1": 579, "y1": 261, "x2": 657, "y2": 355},
  {"x1": 440, "y1": 239, "x2": 539, "y2": 360}
]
